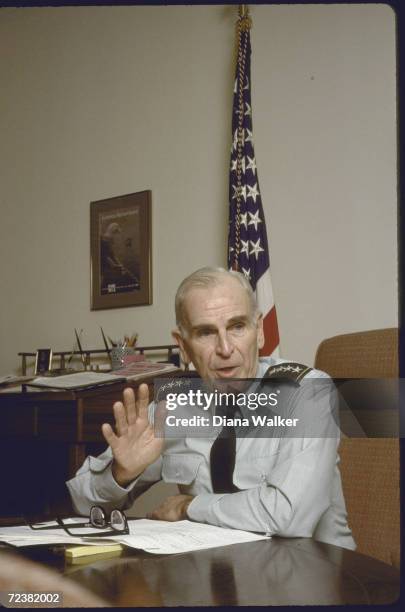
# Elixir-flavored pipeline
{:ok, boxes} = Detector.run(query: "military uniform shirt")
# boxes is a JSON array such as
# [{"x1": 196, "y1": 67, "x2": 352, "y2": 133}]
[{"x1": 66, "y1": 358, "x2": 355, "y2": 550}]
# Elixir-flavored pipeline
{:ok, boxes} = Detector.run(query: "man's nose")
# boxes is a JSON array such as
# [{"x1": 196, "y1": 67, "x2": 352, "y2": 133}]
[{"x1": 215, "y1": 330, "x2": 233, "y2": 357}]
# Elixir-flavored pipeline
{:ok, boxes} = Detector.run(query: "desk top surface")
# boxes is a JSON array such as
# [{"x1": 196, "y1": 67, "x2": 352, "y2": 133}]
[
  {"x1": 15, "y1": 537, "x2": 400, "y2": 607},
  {"x1": 0, "y1": 368, "x2": 183, "y2": 399},
  {"x1": 0, "y1": 381, "x2": 126, "y2": 398}
]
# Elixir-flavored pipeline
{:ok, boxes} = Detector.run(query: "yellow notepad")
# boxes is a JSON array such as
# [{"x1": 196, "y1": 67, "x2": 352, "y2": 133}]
[{"x1": 65, "y1": 543, "x2": 123, "y2": 562}]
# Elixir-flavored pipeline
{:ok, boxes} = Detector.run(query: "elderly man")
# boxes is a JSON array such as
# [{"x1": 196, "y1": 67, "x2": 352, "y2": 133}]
[{"x1": 67, "y1": 267, "x2": 355, "y2": 550}]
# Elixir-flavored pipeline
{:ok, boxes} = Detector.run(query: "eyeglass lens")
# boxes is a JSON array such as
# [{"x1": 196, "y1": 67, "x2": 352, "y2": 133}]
[
  {"x1": 90, "y1": 506, "x2": 107, "y2": 528},
  {"x1": 110, "y1": 509, "x2": 126, "y2": 532}
]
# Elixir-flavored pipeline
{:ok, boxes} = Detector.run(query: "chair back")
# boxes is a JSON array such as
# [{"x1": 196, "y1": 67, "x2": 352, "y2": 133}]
[
  {"x1": 314, "y1": 328, "x2": 399, "y2": 567},
  {"x1": 315, "y1": 328, "x2": 398, "y2": 378}
]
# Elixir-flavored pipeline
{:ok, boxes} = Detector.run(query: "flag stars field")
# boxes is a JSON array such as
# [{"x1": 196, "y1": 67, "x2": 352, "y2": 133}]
[
  {"x1": 247, "y1": 210, "x2": 262, "y2": 230},
  {"x1": 239, "y1": 212, "x2": 248, "y2": 228},
  {"x1": 249, "y1": 238, "x2": 264, "y2": 260},
  {"x1": 246, "y1": 155, "x2": 257, "y2": 173},
  {"x1": 232, "y1": 184, "x2": 247, "y2": 201},
  {"x1": 247, "y1": 184, "x2": 260, "y2": 203},
  {"x1": 231, "y1": 158, "x2": 246, "y2": 173},
  {"x1": 240, "y1": 239, "x2": 250, "y2": 256}
]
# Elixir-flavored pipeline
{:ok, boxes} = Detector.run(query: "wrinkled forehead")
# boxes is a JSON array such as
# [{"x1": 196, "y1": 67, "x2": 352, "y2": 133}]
[{"x1": 182, "y1": 278, "x2": 252, "y2": 327}]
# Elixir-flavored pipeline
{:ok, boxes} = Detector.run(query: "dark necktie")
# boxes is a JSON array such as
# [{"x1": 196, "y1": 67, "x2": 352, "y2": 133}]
[{"x1": 210, "y1": 400, "x2": 240, "y2": 494}]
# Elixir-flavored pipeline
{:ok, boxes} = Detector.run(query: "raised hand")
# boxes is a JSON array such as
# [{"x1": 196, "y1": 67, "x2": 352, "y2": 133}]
[{"x1": 101, "y1": 383, "x2": 164, "y2": 487}]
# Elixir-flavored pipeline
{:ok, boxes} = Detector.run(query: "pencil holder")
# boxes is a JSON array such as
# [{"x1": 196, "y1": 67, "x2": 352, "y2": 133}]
[{"x1": 110, "y1": 347, "x2": 136, "y2": 370}]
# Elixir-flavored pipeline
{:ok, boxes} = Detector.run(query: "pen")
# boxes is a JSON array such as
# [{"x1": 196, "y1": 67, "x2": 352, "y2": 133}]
[
  {"x1": 100, "y1": 326, "x2": 111, "y2": 354},
  {"x1": 74, "y1": 328, "x2": 86, "y2": 369}
]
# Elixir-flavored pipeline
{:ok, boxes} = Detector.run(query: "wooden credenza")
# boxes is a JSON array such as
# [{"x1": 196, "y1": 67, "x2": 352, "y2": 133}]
[{"x1": 0, "y1": 373, "x2": 180, "y2": 519}]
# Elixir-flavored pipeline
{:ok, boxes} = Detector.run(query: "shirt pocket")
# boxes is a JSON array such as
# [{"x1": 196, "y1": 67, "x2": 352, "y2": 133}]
[{"x1": 161, "y1": 453, "x2": 203, "y2": 485}]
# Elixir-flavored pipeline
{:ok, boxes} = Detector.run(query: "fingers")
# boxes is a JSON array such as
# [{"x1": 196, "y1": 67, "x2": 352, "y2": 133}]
[
  {"x1": 113, "y1": 401, "x2": 128, "y2": 436},
  {"x1": 117, "y1": 386, "x2": 149, "y2": 430},
  {"x1": 145, "y1": 496, "x2": 191, "y2": 522},
  {"x1": 101, "y1": 423, "x2": 118, "y2": 448},
  {"x1": 106, "y1": 385, "x2": 151, "y2": 442},
  {"x1": 146, "y1": 505, "x2": 164, "y2": 520},
  {"x1": 123, "y1": 387, "x2": 137, "y2": 425},
  {"x1": 110, "y1": 385, "x2": 150, "y2": 434},
  {"x1": 135, "y1": 383, "x2": 150, "y2": 422}
]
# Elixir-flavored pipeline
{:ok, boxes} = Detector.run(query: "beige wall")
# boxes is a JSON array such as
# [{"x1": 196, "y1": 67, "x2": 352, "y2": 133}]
[{"x1": 0, "y1": 4, "x2": 397, "y2": 375}]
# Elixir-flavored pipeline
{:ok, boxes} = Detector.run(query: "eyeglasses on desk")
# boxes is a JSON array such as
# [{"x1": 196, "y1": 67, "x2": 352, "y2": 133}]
[{"x1": 25, "y1": 506, "x2": 129, "y2": 537}]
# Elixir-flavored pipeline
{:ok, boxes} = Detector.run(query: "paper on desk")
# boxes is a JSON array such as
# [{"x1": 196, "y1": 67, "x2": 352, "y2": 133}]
[
  {"x1": 28, "y1": 372, "x2": 125, "y2": 390},
  {"x1": 0, "y1": 374, "x2": 36, "y2": 386},
  {"x1": 112, "y1": 519, "x2": 269, "y2": 554},
  {"x1": 0, "y1": 518, "x2": 269, "y2": 554}
]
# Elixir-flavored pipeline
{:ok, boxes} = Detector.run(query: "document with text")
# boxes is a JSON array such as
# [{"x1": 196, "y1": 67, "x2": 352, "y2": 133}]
[{"x1": 0, "y1": 518, "x2": 269, "y2": 554}]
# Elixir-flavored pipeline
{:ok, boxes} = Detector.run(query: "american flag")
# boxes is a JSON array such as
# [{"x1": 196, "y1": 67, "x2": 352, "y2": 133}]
[{"x1": 227, "y1": 8, "x2": 280, "y2": 357}]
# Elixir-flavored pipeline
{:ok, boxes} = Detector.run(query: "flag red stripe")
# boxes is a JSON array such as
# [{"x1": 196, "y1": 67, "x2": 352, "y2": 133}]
[{"x1": 259, "y1": 306, "x2": 279, "y2": 357}]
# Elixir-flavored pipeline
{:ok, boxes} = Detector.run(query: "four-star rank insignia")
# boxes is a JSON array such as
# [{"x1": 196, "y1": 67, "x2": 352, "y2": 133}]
[{"x1": 263, "y1": 362, "x2": 313, "y2": 384}]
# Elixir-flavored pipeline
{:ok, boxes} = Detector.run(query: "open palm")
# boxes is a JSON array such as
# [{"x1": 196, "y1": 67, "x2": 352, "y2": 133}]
[{"x1": 101, "y1": 384, "x2": 164, "y2": 486}]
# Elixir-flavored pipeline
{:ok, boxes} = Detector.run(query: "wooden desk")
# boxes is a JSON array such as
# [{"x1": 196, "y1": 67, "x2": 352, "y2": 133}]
[
  {"x1": 15, "y1": 538, "x2": 401, "y2": 606},
  {"x1": 0, "y1": 373, "x2": 180, "y2": 518}
]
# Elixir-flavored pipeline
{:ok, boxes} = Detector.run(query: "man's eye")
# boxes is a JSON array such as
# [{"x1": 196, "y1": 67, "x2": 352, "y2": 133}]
[
  {"x1": 231, "y1": 322, "x2": 245, "y2": 331},
  {"x1": 197, "y1": 329, "x2": 214, "y2": 338}
]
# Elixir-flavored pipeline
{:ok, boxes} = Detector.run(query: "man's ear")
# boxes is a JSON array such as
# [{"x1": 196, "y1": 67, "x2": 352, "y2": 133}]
[
  {"x1": 172, "y1": 328, "x2": 191, "y2": 365},
  {"x1": 256, "y1": 313, "x2": 265, "y2": 350}
]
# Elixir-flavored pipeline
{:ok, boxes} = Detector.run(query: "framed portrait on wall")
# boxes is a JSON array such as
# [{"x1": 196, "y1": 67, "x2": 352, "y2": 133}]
[{"x1": 90, "y1": 190, "x2": 152, "y2": 310}]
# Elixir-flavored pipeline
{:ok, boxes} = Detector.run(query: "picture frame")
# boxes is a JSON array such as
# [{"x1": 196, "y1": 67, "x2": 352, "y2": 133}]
[
  {"x1": 35, "y1": 349, "x2": 53, "y2": 374},
  {"x1": 90, "y1": 191, "x2": 152, "y2": 310}
]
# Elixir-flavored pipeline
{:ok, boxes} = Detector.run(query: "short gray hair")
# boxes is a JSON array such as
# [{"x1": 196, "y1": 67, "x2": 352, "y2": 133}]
[{"x1": 175, "y1": 266, "x2": 259, "y2": 334}]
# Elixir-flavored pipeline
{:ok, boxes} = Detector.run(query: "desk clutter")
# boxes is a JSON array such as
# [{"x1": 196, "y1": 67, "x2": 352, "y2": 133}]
[
  {"x1": 0, "y1": 374, "x2": 37, "y2": 387},
  {"x1": 24, "y1": 360, "x2": 179, "y2": 391},
  {"x1": 0, "y1": 518, "x2": 268, "y2": 556},
  {"x1": 12, "y1": 327, "x2": 181, "y2": 381},
  {"x1": 65, "y1": 543, "x2": 124, "y2": 563},
  {"x1": 1, "y1": 359, "x2": 179, "y2": 391},
  {"x1": 26, "y1": 371, "x2": 127, "y2": 391}
]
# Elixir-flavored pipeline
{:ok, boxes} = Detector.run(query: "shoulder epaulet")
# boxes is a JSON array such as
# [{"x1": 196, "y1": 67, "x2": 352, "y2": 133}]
[
  {"x1": 155, "y1": 372, "x2": 201, "y2": 401},
  {"x1": 263, "y1": 362, "x2": 313, "y2": 384}
]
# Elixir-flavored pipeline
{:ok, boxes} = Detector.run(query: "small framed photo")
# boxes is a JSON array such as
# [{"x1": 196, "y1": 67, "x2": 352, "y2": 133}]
[
  {"x1": 90, "y1": 191, "x2": 152, "y2": 310},
  {"x1": 35, "y1": 349, "x2": 53, "y2": 374}
]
